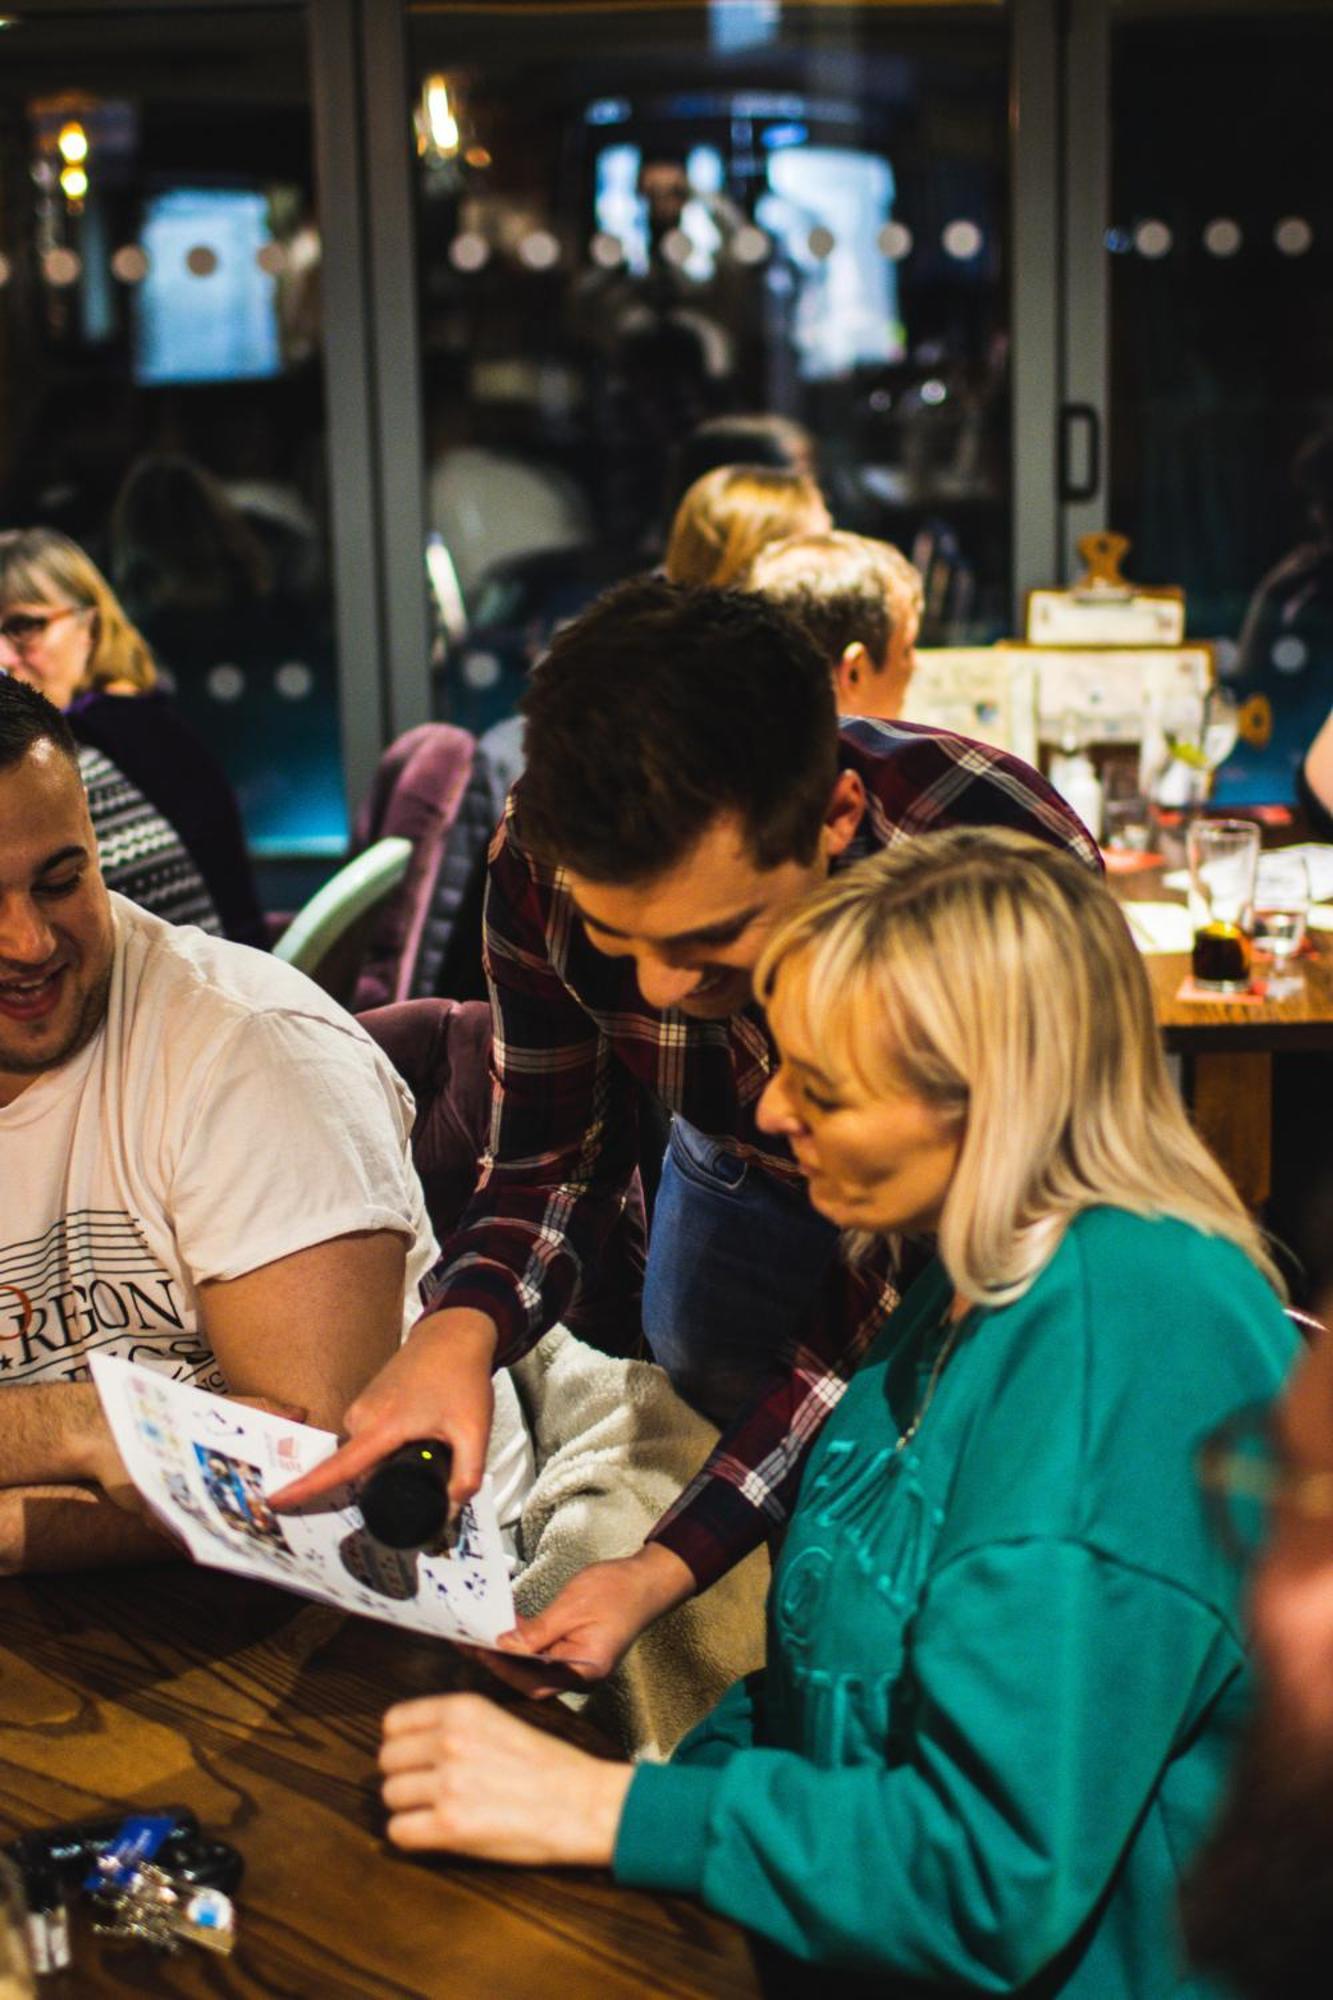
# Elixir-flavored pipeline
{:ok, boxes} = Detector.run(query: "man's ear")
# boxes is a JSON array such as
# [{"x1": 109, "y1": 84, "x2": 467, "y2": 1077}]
[
  {"x1": 833, "y1": 641, "x2": 873, "y2": 710},
  {"x1": 822, "y1": 768, "x2": 865, "y2": 860}
]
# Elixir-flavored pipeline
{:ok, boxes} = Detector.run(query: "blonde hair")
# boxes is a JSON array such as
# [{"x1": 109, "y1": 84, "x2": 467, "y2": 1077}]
[
  {"x1": 664, "y1": 465, "x2": 830, "y2": 589},
  {"x1": 756, "y1": 826, "x2": 1283, "y2": 1305},
  {"x1": 0, "y1": 527, "x2": 157, "y2": 694}
]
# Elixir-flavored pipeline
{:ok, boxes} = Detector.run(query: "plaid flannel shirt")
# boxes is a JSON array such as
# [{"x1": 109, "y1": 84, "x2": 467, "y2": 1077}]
[{"x1": 425, "y1": 718, "x2": 1100, "y2": 1589}]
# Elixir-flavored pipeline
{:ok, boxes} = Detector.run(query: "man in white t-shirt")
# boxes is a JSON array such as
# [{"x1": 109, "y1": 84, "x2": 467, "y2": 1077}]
[{"x1": 0, "y1": 676, "x2": 532, "y2": 1574}]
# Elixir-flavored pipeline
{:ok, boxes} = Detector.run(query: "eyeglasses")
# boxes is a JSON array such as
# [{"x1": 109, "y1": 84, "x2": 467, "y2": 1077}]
[
  {"x1": 0, "y1": 606, "x2": 78, "y2": 648},
  {"x1": 1198, "y1": 1398, "x2": 1333, "y2": 1565}
]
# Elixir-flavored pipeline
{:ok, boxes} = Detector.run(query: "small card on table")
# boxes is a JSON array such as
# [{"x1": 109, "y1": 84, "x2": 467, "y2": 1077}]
[{"x1": 1174, "y1": 976, "x2": 1268, "y2": 1006}]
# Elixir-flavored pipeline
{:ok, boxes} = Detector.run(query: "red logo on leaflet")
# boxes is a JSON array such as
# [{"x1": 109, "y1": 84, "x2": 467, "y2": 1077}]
[{"x1": 0, "y1": 1285, "x2": 33, "y2": 1338}]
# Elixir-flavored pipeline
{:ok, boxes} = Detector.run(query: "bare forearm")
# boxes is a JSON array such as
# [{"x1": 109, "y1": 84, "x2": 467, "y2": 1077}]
[
  {"x1": 199, "y1": 1230, "x2": 409, "y2": 1435},
  {"x1": 0, "y1": 1385, "x2": 107, "y2": 1488},
  {"x1": 0, "y1": 1485, "x2": 178, "y2": 1577}
]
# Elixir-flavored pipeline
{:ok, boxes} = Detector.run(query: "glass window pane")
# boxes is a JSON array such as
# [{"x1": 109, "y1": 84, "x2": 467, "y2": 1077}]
[
  {"x1": 1109, "y1": 1, "x2": 1333, "y2": 806},
  {"x1": 405, "y1": 0, "x2": 1010, "y2": 737},
  {"x1": 0, "y1": 5, "x2": 347, "y2": 858}
]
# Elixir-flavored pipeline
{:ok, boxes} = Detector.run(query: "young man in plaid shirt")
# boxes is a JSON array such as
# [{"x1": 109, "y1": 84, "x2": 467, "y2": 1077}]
[{"x1": 278, "y1": 579, "x2": 1097, "y2": 1672}]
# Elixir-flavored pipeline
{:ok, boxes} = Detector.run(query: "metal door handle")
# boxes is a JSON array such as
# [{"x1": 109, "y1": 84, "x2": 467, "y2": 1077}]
[{"x1": 1058, "y1": 402, "x2": 1101, "y2": 504}]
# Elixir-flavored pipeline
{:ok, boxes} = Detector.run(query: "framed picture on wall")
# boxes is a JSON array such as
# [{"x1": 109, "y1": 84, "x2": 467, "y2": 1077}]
[
  {"x1": 1024, "y1": 531, "x2": 1186, "y2": 648},
  {"x1": 1025, "y1": 588, "x2": 1186, "y2": 647}
]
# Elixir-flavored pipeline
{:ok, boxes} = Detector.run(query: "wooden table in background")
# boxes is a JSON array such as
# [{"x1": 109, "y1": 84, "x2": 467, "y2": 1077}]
[
  {"x1": 1110, "y1": 864, "x2": 1333, "y2": 1208},
  {"x1": 0, "y1": 1567, "x2": 761, "y2": 2000}
]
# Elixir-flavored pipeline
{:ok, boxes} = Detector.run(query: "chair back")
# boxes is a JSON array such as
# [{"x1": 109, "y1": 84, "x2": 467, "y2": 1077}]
[
  {"x1": 358, "y1": 997, "x2": 646, "y2": 1356},
  {"x1": 272, "y1": 837, "x2": 412, "y2": 1001},
  {"x1": 358, "y1": 998, "x2": 493, "y2": 1237},
  {"x1": 351, "y1": 724, "x2": 503, "y2": 1011}
]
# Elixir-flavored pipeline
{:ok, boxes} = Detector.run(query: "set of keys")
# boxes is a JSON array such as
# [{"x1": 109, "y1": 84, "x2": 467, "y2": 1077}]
[
  {"x1": 89, "y1": 1856, "x2": 235, "y2": 1957},
  {"x1": 4, "y1": 1807, "x2": 243, "y2": 1971}
]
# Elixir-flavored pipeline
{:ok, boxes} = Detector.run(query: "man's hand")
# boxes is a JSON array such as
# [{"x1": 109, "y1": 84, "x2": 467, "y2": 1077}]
[
  {"x1": 478, "y1": 1544, "x2": 697, "y2": 1697},
  {"x1": 80, "y1": 1391, "x2": 307, "y2": 1521},
  {"x1": 66, "y1": 1393, "x2": 139, "y2": 1514},
  {"x1": 269, "y1": 1308, "x2": 498, "y2": 1516},
  {"x1": 379, "y1": 1692, "x2": 633, "y2": 1866},
  {"x1": 0, "y1": 1384, "x2": 308, "y2": 1525}
]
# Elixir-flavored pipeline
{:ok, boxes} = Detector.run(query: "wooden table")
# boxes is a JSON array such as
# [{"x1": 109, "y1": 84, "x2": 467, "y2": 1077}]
[
  {"x1": 1110, "y1": 858, "x2": 1333, "y2": 1208},
  {"x1": 0, "y1": 1567, "x2": 762, "y2": 1999}
]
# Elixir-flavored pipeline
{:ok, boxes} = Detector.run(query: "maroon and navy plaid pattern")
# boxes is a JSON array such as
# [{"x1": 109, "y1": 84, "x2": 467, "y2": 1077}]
[{"x1": 424, "y1": 717, "x2": 1099, "y2": 1587}]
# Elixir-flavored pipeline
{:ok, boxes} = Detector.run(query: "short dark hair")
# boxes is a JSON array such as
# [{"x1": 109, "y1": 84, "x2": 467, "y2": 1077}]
[
  {"x1": 517, "y1": 578, "x2": 839, "y2": 883},
  {"x1": 0, "y1": 673, "x2": 80, "y2": 773},
  {"x1": 745, "y1": 531, "x2": 923, "y2": 672}
]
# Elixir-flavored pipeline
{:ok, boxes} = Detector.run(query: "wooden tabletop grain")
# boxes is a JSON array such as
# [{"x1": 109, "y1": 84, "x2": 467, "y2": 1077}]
[
  {"x1": 0, "y1": 1566, "x2": 762, "y2": 2000},
  {"x1": 1136, "y1": 929, "x2": 1333, "y2": 1051}
]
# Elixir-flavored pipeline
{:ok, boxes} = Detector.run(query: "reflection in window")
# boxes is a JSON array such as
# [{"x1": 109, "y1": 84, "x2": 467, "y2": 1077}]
[
  {"x1": 0, "y1": 9, "x2": 345, "y2": 857},
  {"x1": 135, "y1": 189, "x2": 281, "y2": 386},
  {"x1": 759, "y1": 146, "x2": 901, "y2": 380},
  {"x1": 1110, "y1": 6, "x2": 1333, "y2": 809},
  {"x1": 412, "y1": 4, "x2": 1012, "y2": 736}
]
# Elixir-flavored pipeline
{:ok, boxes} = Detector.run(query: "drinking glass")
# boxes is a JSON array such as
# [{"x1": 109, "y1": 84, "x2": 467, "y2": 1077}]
[
  {"x1": 1154, "y1": 684, "x2": 1241, "y2": 811},
  {"x1": 1187, "y1": 818, "x2": 1260, "y2": 992},
  {"x1": 1254, "y1": 849, "x2": 1311, "y2": 1000},
  {"x1": 1101, "y1": 759, "x2": 1153, "y2": 853},
  {"x1": 0, "y1": 1857, "x2": 35, "y2": 2000},
  {"x1": 1201, "y1": 685, "x2": 1241, "y2": 776}
]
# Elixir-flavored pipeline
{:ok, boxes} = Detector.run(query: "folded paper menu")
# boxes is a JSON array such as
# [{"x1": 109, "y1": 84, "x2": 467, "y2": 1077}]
[
  {"x1": 91, "y1": 1356, "x2": 517, "y2": 1649},
  {"x1": 1119, "y1": 901, "x2": 1196, "y2": 955}
]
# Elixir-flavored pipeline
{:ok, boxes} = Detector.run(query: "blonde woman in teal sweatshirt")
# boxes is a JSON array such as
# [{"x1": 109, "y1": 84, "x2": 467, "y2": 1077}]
[{"x1": 379, "y1": 827, "x2": 1294, "y2": 1996}]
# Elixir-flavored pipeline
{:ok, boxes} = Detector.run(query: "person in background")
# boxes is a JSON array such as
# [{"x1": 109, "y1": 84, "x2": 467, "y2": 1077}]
[
  {"x1": 75, "y1": 742, "x2": 220, "y2": 935},
  {"x1": 1297, "y1": 701, "x2": 1333, "y2": 837},
  {"x1": 377, "y1": 828, "x2": 1293, "y2": 1996},
  {"x1": 274, "y1": 581, "x2": 1097, "y2": 1687},
  {"x1": 662, "y1": 412, "x2": 817, "y2": 528},
  {"x1": 479, "y1": 416, "x2": 824, "y2": 799},
  {"x1": 109, "y1": 453, "x2": 340, "y2": 870},
  {"x1": 480, "y1": 467, "x2": 836, "y2": 801},
  {"x1": 1231, "y1": 428, "x2": 1333, "y2": 807},
  {"x1": 663, "y1": 465, "x2": 830, "y2": 589},
  {"x1": 0, "y1": 676, "x2": 532, "y2": 1574},
  {"x1": 110, "y1": 451, "x2": 318, "y2": 624},
  {"x1": 0, "y1": 527, "x2": 265, "y2": 948},
  {"x1": 745, "y1": 528, "x2": 924, "y2": 722}
]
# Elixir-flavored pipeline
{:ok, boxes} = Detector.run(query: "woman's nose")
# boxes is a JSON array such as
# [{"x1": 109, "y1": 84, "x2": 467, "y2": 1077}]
[{"x1": 757, "y1": 1072, "x2": 800, "y2": 1135}]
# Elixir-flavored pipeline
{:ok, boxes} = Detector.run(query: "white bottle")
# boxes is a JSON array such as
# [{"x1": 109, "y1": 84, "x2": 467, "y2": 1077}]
[{"x1": 1048, "y1": 714, "x2": 1104, "y2": 842}]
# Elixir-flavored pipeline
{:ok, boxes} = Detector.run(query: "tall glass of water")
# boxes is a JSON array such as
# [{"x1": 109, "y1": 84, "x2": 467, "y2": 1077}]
[{"x1": 1254, "y1": 850, "x2": 1311, "y2": 1000}]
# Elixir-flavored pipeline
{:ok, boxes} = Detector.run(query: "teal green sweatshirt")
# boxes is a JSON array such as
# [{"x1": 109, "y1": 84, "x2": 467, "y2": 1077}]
[{"x1": 615, "y1": 1208, "x2": 1295, "y2": 1994}]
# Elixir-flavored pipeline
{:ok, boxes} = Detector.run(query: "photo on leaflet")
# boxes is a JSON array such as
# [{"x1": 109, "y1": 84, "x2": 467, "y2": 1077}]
[
  {"x1": 192, "y1": 1444, "x2": 293, "y2": 1553},
  {"x1": 163, "y1": 1470, "x2": 207, "y2": 1524}
]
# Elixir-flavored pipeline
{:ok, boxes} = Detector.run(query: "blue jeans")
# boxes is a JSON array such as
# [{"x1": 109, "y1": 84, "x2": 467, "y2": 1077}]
[{"x1": 642, "y1": 1116, "x2": 840, "y2": 1426}]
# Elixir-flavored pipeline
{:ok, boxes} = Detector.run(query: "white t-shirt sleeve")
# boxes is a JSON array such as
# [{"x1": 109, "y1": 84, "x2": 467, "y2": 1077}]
[{"x1": 168, "y1": 1010, "x2": 428, "y2": 1286}]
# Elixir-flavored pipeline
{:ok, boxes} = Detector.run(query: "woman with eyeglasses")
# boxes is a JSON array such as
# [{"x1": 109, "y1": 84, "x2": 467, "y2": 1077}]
[
  {"x1": 376, "y1": 827, "x2": 1295, "y2": 1997},
  {"x1": 0, "y1": 527, "x2": 263, "y2": 946}
]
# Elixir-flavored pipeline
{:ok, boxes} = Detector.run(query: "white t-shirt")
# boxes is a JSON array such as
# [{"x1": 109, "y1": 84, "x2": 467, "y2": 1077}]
[{"x1": 0, "y1": 896, "x2": 532, "y2": 1526}]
